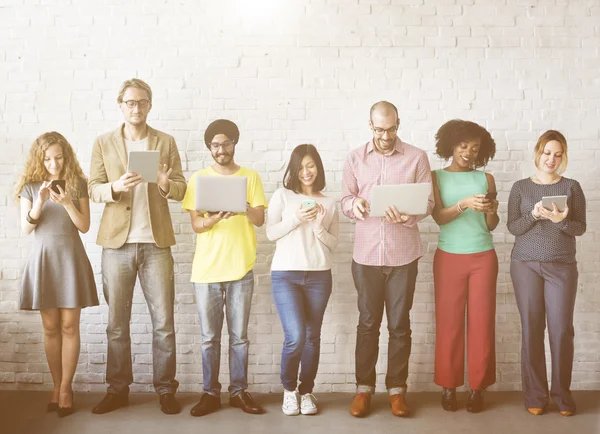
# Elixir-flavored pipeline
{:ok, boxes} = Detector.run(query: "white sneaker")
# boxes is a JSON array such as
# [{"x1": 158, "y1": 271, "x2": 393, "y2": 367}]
[
  {"x1": 282, "y1": 389, "x2": 300, "y2": 415},
  {"x1": 300, "y1": 393, "x2": 318, "y2": 415}
]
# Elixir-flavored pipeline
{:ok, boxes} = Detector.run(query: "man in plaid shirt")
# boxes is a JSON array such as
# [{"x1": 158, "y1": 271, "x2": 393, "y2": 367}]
[{"x1": 342, "y1": 101, "x2": 434, "y2": 418}]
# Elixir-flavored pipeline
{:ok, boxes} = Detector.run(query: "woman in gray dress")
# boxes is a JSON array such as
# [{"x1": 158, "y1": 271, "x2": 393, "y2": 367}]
[{"x1": 15, "y1": 132, "x2": 99, "y2": 417}]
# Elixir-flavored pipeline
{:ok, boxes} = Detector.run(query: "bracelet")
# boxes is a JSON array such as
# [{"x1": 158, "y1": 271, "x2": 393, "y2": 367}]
[
  {"x1": 456, "y1": 202, "x2": 464, "y2": 214},
  {"x1": 26, "y1": 211, "x2": 40, "y2": 225},
  {"x1": 531, "y1": 210, "x2": 540, "y2": 220}
]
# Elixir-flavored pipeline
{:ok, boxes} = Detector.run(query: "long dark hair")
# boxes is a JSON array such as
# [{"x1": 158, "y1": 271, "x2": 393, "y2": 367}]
[{"x1": 283, "y1": 144, "x2": 326, "y2": 193}]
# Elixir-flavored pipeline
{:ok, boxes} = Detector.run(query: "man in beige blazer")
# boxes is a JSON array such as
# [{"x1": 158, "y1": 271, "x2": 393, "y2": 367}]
[{"x1": 89, "y1": 78, "x2": 186, "y2": 415}]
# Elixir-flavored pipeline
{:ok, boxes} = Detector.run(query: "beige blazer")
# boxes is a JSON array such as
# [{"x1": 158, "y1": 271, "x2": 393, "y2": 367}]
[{"x1": 88, "y1": 124, "x2": 186, "y2": 248}]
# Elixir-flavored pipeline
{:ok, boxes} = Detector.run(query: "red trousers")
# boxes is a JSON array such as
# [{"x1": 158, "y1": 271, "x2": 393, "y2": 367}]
[{"x1": 433, "y1": 249, "x2": 498, "y2": 390}]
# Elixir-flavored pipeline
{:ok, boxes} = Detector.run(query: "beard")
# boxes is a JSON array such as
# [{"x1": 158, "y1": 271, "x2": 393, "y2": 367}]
[
  {"x1": 214, "y1": 152, "x2": 234, "y2": 166},
  {"x1": 375, "y1": 137, "x2": 395, "y2": 152}
]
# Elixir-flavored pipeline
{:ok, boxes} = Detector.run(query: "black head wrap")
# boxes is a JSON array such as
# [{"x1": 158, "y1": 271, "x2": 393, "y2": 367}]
[{"x1": 204, "y1": 119, "x2": 240, "y2": 148}]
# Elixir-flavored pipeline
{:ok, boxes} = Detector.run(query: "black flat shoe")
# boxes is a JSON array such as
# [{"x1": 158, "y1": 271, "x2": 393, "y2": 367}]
[
  {"x1": 441, "y1": 388, "x2": 457, "y2": 412},
  {"x1": 466, "y1": 389, "x2": 483, "y2": 413},
  {"x1": 47, "y1": 402, "x2": 59, "y2": 412}
]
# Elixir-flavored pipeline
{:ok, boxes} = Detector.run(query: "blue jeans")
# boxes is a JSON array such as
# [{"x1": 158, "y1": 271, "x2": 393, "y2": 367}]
[
  {"x1": 194, "y1": 270, "x2": 254, "y2": 397},
  {"x1": 102, "y1": 243, "x2": 178, "y2": 396},
  {"x1": 271, "y1": 270, "x2": 332, "y2": 394}
]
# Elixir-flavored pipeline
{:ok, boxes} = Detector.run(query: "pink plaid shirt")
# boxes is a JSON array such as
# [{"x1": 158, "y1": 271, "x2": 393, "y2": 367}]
[{"x1": 341, "y1": 138, "x2": 434, "y2": 267}]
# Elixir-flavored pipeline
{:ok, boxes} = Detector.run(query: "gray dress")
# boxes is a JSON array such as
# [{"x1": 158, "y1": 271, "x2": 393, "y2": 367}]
[{"x1": 20, "y1": 178, "x2": 99, "y2": 310}]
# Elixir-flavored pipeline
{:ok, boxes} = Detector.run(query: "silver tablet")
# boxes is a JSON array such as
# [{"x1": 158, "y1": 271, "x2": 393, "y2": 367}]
[
  {"x1": 196, "y1": 176, "x2": 247, "y2": 213},
  {"x1": 369, "y1": 183, "x2": 431, "y2": 217},
  {"x1": 542, "y1": 195, "x2": 567, "y2": 212},
  {"x1": 127, "y1": 150, "x2": 160, "y2": 183}
]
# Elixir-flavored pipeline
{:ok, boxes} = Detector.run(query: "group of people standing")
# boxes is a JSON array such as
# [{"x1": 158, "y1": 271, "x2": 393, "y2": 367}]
[{"x1": 15, "y1": 78, "x2": 586, "y2": 420}]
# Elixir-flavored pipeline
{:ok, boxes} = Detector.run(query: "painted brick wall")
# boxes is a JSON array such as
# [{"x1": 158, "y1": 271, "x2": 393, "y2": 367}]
[{"x1": 0, "y1": 0, "x2": 598, "y2": 394}]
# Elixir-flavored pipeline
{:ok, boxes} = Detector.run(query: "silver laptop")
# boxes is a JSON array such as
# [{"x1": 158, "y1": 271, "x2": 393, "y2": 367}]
[
  {"x1": 369, "y1": 183, "x2": 431, "y2": 217},
  {"x1": 195, "y1": 176, "x2": 247, "y2": 213}
]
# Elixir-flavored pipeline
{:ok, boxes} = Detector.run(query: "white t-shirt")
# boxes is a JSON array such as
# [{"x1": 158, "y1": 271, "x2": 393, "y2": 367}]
[
  {"x1": 266, "y1": 188, "x2": 339, "y2": 271},
  {"x1": 124, "y1": 138, "x2": 154, "y2": 244}
]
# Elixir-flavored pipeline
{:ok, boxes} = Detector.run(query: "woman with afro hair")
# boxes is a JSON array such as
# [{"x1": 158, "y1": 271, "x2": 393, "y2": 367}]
[{"x1": 430, "y1": 120, "x2": 499, "y2": 414}]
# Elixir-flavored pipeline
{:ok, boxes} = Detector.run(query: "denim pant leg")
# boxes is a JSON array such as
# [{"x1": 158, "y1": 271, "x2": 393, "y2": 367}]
[
  {"x1": 225, "y1": 271, "x2": 254, "y2": 397},
  {"x1": 352, "y1": 260, "x2": 386, "y2": 393},
  {"x1": 384, "y1": 260, "x2": 418, "y2": 393},
  {"x1": 298, "y1": 270, "x2": 332, "y2": 394},
  {"x1": 102, "y1": 245, "x2": 137, "y2": 396},
  {"x1": 271, "y1": 271, "x2": 306, "y2": 392},
  {"x1": 138, "y1": 244, "x2": 179, "y2": 395},
  {"x1": 195, "y1": 281, "x2": 226, "y2": 396}
]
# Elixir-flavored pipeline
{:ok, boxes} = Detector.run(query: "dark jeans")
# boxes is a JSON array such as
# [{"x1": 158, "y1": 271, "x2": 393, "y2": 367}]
[
  {"x1": 102, "y1": 243, "x2": 178, "y2": 396},
  {"x1": 352, "y1": 259, "x2": 418, "y2": 394},
  {"x1": 511, "y1": 260, "x2": 578, "y2": 412},
  {"x1": 271, "y1": 270, "x2": 332, "y2": 394}
]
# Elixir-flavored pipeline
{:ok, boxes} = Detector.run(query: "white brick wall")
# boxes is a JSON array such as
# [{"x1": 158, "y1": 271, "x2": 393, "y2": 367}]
[{"x1": 0, "y1": 0, "x2": 598, "y2": 394}]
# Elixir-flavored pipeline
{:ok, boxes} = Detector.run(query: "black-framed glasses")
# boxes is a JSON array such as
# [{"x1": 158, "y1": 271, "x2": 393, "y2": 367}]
[
  {"x1": 372, "y1": 125, "x2": 398, "y2": 135},
  {"x1": 209, "y1": 140, "x2": 235, "y2": 151},
  {"x1": 122, "y1": 99, "x2": 150, "y2": 109}
]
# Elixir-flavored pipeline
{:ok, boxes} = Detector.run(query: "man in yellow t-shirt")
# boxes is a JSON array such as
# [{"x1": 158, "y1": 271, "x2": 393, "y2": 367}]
[{"x1": 182, "y1": 119, "x2": 267, "y2": 417}]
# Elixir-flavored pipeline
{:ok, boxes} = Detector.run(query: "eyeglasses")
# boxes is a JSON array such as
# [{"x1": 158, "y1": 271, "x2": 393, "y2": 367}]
[
  {"x1": 122, "y1": 99, "x2": 150, "y2": 109},
  {"x1": 209, "y1": 140, "x2": 235, "y2": 151},
  {"x1": 372, "y1": 125, "x2": 398, "y2": 135}
]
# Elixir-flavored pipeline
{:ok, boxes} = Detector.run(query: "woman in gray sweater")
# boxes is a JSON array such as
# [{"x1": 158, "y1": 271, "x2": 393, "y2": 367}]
[{"x1": 507, "y1": 130, "x2": 586, "y2": 417}]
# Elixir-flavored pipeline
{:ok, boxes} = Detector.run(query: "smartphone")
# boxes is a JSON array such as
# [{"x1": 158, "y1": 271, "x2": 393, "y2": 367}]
[
  {"x1": 542, "y1": 195, "x2": 567, "y2": 212},
  {"x1": 484, "y1": 192, "x2": 497, "y2": 200},
  {"x1": 50, "y1": 180, "x2": 66, "y2": 194},
  {"x1": 301, "y1": 199, "x2": 316, "y2": 210}
]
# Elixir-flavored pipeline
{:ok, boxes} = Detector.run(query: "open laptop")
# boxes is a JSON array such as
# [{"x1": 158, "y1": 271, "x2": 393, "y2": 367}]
[
  {"x1": 369, "y1": 183, "x2": 431, "y2": 217},
  {"x1": 195, "y1": 176, "x2": 247, "y2": 213}
]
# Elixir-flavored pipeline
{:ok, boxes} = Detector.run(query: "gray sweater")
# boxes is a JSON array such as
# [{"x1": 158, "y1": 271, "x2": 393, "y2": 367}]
[{"x1": 507, "y1": 177, "x2": 586, "y2": 263}]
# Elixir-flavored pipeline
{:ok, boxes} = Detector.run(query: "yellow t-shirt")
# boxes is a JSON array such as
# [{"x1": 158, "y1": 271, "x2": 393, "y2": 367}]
[{"x1": 182, "y1": 166, "x2": 267, "y2": 284}]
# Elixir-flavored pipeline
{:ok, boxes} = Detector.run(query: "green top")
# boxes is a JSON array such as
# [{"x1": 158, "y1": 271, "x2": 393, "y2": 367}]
[{"x1": 435, "y1": 169, "x2": 494, "y2": 254}]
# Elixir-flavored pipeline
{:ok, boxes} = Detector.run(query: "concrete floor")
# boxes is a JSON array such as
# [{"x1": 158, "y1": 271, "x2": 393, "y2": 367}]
[{"x1": 1, "y1": 391, "x2": 599, "y2": 434}]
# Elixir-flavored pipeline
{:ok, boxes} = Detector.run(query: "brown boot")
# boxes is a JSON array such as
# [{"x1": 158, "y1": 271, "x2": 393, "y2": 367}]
[
  {"x1": 350, "y1": 393, "x2": 371, "y2": 418},
  {"x1": 389, "y1": 394, "x2": 411, "y2": 417}
]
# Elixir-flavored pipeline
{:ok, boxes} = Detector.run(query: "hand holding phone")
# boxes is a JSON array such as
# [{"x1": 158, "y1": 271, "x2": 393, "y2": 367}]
[
  {"x1": 50, "y1": 180, "x2": 66, "y2": 194},
  {"x1": 296, "y1": 201, "x2": 319, "y2": 223},
  {"x1": 301, "y1": 199, "x2": 316, "y2": 210}
]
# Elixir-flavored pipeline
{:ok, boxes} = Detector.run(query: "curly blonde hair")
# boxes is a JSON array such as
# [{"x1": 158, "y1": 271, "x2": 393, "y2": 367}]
[{"x1": 14, "y1": 132, "x2": 86, "y2": 202}]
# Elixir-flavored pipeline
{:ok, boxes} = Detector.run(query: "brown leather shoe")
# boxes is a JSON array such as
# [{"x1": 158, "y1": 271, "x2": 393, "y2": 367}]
[
  {"x1": 229, "y1": 391, "x2": 265, "y2": 414},
  {"x1": 389, "y1": 394, "x2": 411, "y2": 417},
  {"x1": 527, "y1": 407, "x2": 544, "y2": 416},
  {"x1": 350, "y1": 393, "x2": 371, "y2": 418},
  {"x1": 560, "y1": 410, "x2": 575, "y2": 417}
]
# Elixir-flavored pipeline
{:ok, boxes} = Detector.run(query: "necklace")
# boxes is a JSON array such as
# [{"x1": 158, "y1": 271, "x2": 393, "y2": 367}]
[{"x1": 532, "y1": 174, "x2": 561, "y2": 185}]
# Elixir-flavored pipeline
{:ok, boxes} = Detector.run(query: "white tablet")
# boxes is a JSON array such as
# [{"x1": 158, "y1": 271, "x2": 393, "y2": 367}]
[
  {"x1": 369, "y1": 183, "x2": 431, "y2": 217},
  {"x1": 127, "y1": 150, "x2": 160, "y2": 183},
  {"x1": 196, "y1": 176, "x2": 247, "y2": 213}
]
